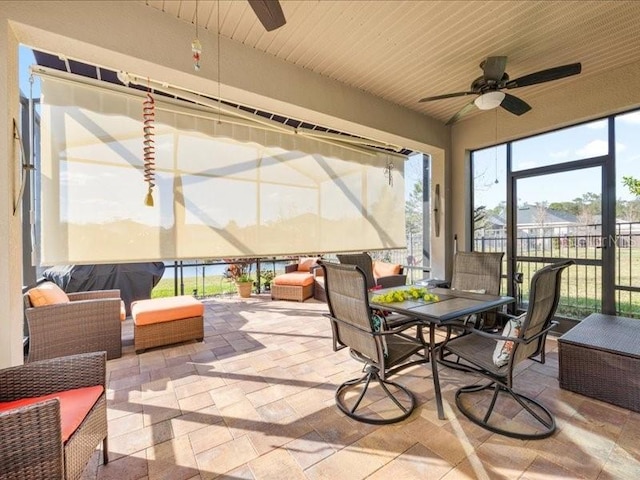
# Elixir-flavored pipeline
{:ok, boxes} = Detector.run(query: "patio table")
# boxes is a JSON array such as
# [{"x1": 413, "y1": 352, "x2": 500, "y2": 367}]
[{"x1": 370, "y1": 286, "x2": 514, "y2": 420}]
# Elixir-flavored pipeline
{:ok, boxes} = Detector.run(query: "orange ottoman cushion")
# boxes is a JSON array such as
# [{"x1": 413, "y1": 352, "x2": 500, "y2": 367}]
[
  {"x1": 131, "y1": 296, "x2": 204, "y2": 326},
  {"x1": 273, "y1": 272, "x2": 315, "y2": 287},
  {"x1": 0, "y1": 385, "x2": 104, "y2": 442}
]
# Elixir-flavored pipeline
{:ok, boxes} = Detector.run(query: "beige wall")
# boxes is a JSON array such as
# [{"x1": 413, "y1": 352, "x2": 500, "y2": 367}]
[
  {"x1": 0, "y1": 1, "x2": 450, "y2": 367},
  {"x1": 450, "y1": 59, "x2": 640, "y2": 255},
  {"x1": 0, "y1": 19, "x2": 24, "y2": 367}
]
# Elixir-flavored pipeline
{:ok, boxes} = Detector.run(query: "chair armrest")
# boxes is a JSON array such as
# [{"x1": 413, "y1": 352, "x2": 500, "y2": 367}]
[
  {"x1": 0, "y1": 352, "x2": 106, "y2": 402},
  {"x1": 284, "y1": 264, "x2": 299, "y2": 274},
  {"x1": 376, "y1": 274, "x2": 407, "y2": 289},
  {"x1": 463, "y1": 320, "x2": 558, "y2": 344},
  {"x1": 310, "y1": 264, "x2": 324, "y2": 277},
  {"x1": 68, "y1": 289, "x2": 120, "y2": 301},
  {"x1": 0, "y1": 398, "x2": 64, "y2": 478}
]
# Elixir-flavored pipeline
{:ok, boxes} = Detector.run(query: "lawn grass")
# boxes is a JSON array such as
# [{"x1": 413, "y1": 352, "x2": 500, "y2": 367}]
[{"x1": 152, "y1": 274, "x2": 245, "y2": 298}]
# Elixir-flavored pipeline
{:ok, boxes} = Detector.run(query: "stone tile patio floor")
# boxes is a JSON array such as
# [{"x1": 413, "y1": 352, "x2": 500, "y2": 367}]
[{"x1": 81, "y1": 295, "x2": 640, "y2": 479}]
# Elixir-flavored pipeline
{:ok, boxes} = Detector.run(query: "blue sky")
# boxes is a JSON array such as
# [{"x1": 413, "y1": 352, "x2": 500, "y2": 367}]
[{"x1": 473, "y1": 112, "x2": 639, "y2": 210}]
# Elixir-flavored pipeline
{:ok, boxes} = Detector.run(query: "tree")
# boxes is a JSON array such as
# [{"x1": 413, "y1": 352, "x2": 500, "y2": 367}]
[
  {"x1": 405, "y1": 181, "x2": 423, "y2": 235},
  {"x1": 623, "y1": 175, "x2": 640, "y2": 197},
  {"x1": 474, "y1": 205, "x2": 488, "y2": 231}
]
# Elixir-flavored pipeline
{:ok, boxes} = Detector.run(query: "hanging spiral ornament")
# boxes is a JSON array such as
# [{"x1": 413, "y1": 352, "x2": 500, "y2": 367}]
[
  {"x1": 384, "y1": 159, "x2": 394, "y2": 187},
  {"x1": 192, "y1": 0, "x2": 202, "y2": 71},
  {"x1": 143, "y1": 91, "x2": 156, "y2": 206}
]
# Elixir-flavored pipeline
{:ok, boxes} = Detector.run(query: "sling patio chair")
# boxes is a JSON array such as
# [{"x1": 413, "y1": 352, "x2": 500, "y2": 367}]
[
  {"x1": 436, "y1": 259, "x2": 574, "y2": 439},
  {"x1": 321, "y1": 261, "x2": 428, "y2": 424},
  {"x1": 449, "y1": 251, "x2": 505, "y2": 329}
]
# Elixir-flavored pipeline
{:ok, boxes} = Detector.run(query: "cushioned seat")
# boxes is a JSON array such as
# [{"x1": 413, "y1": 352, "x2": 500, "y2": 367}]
[
  {"x1": 131, "y1": 296, "x2": 204, "y2": 353},
  {"x1": 0, "y1": 352, "x2": 109, "y2": 479},
  {"x1": 0, "y1": 385, "x2": 104, "y2": 442},
  {"x1": 271, "y1": 257, "x2": 319, "y2": 302}
]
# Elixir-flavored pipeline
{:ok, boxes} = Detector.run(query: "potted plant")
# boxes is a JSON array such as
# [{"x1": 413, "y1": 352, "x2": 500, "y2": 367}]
[
  {"x1": 259, "y1": 269, "x2": 276, "y2": 291},
  {"x1": 224, "y1": 262, "x2": 253, "y2": 298}
]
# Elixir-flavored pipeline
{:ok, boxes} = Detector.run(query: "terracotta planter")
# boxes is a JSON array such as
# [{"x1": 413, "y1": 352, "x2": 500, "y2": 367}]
[{"x1": 235, "y1": 281, "x2": 252, "y2": 298}]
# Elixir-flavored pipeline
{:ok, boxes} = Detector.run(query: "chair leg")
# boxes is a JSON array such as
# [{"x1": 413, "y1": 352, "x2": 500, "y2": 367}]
[
  {"x1": 102, "y1": 437, "x2": 109, "y2": 465},
  {"x1": 455, "y1": 382, "x2": 556, "y2": 440},
  {"x1": 335, "y1": 365, "x2": 415, "y2": 424}
]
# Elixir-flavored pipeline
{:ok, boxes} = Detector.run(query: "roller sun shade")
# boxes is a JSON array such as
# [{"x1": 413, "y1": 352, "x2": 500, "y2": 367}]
[{"x1": 38, "y1": 75, "x2": 405, "y2": 264}]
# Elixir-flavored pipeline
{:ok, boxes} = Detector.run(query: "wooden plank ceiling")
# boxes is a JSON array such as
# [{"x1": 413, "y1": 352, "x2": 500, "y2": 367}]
[{"x1": 143, "y1": 1, "x2": 640, "y2": 124}]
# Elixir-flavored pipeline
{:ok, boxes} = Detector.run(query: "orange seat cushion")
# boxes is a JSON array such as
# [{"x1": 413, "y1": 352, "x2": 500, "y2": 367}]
[
  {"x1": 27, "y1": 282, "x2": 70, "y2": 307},
  {"x1": 0, "y1": 385, "x2": 104, "y2": 443},
  {"x1": 373, "y1": 261, "x2": 401, "y2": 278},
  {"x1": 297, "y1": 257, "x2": 320, "y2": 272},
  {"x1": 120, "y1": 300, "x2": 127, "y2": 321},
  {"x1": 131, "y1": 296, "x2": 204, "y2": 326},
  {"x1": 273, "y1": 272, "x2": 315, "y2": 287}
]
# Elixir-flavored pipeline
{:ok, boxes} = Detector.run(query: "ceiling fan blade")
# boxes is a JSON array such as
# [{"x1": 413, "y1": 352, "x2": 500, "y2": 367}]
[
  {"x1": 419, "y1": 91, "x2": 475, "y2": 103},
  {"x1": 445, "y1": 101, "x2": 476, "y2": 125},
  {"x1": 482, "y1": 56, "x2": 508, "y2": 83},
  {"x1": 248, "y1": 0, "x2": 286, "y2": 32},
  {"x1": 500, "y1": 93, "x2": 531, "y2": 116},
  {"x1": 505, "y1": 63, "x2": 582, "y2": 89}
]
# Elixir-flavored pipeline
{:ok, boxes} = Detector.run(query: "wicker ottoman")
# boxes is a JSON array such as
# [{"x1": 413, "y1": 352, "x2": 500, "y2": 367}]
[
  {"x1": 558, "y1": 313, "x2": 640, "y2": 412},
  {"x1": 131, "y1": 296, "x2": 204, "y2": 353},
  {"x1": 271, "y1": 272, "x2": 314, "y2": 302}
]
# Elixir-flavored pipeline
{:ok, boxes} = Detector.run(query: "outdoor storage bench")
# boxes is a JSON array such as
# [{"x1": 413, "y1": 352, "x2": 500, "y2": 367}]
[{"x1": 558, "y1": 313, "x2": 640, "y2": 413}]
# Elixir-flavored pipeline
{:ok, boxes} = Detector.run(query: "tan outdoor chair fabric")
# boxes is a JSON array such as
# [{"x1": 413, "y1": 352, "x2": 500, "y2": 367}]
[
  {"x1": 321, "y1": 261, "x2": 427, "y2": 424},
  {"x1": 450, "y1": 251, "x2": 505, "y2": 328},
  {"x1": 437, "y1": 260, "x2": 574, "y2": 439}
]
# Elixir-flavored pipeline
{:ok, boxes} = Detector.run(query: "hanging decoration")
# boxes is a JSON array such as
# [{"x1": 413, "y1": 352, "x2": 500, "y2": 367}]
[
  {"x1": 142, "y1": 89, "x2": 156, "y2": 206},
  {"x1": 494, "y1": 108, "x2": 499, "y2": 184},
  {"x1": 384, "y1": 158, "x2": 394, "y2": 186},
  {"x1": 192, "y1": 0, "x2": 202, "y2": 71}
]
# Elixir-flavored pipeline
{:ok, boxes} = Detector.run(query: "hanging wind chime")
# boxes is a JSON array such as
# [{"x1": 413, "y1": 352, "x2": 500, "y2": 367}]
[
  {"x1": 192, "y1": 0, "x2": 202, "y2": 71},
  {"x1": 384, "y1": 158, "x2": 394, "y2": 187},
  {"x1": 142, "y1": 87, "x2": 156, "y2": 206}
]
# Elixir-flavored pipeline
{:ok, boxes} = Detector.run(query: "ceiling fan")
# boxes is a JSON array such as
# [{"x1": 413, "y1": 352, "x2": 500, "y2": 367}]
[
  {"x1": 248, "y1": 0, "x2": 286, "y2": 32},
  {"x1": 419, "y1": 56, "x2": 581, "y2": 125}
]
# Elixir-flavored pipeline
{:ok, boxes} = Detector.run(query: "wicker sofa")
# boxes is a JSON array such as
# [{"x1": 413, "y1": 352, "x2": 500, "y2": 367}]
[
  {"x1": 23, "y1": 282, "x2": 124, "y2": 361},
  {"x1": 0, "y1": 352, "x2": 109, "y2": 479}
]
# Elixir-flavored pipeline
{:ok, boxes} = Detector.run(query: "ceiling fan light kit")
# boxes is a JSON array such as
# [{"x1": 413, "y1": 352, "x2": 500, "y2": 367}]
[{"x1": 474, "y1": 91, "x2": 505, "y2": 110}]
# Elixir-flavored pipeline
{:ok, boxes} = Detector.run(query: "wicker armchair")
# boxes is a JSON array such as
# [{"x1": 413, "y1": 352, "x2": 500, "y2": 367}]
[
  {"x1": 0, "y1": 351, "x2": 108, "y2": 479},
  {"x1": 337, "y1": 252, "x2": 407, "y2": 289},
  {"x1": 321, "y1": 261, "x2": 428, "y2": 424},
  {"x1": 24, "y1": 286, "x2": 123, "y2": 361},
  {"x1": 436, "y1": 260, "x2": 574, "y2": 439}
]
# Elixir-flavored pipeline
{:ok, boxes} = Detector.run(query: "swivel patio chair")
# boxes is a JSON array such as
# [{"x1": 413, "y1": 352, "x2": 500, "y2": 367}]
[
  {"x1": 321, "y1": 261, "x2": 428, "y2": 424},
  {"x1": 449, "y1": 251, "x2": 505, "y2": 329},
  {"x1": 436, "y1": 259, "x2": 574, "y2": 439},
  {"x1": 0, "y1": 351, "x2": 109, "y2": 479}
]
